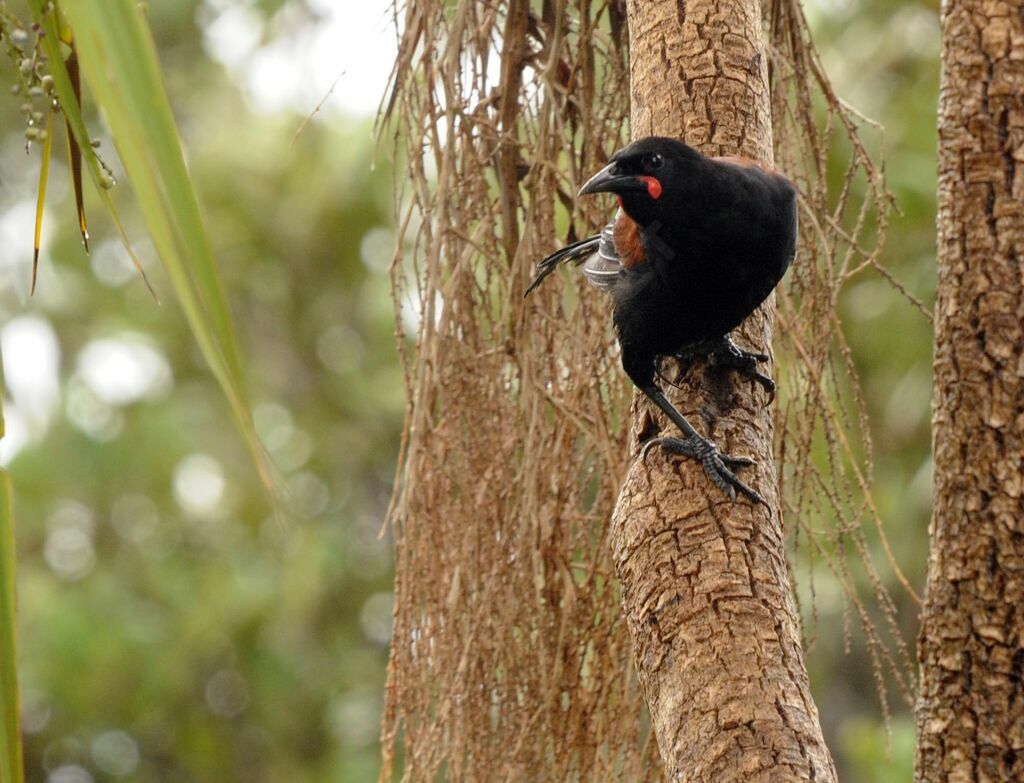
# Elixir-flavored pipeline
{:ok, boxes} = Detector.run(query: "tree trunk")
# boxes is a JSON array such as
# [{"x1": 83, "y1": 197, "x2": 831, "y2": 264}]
[
  {"x1": 915, "y1": 3, "x2": 1024, "y2": 781},
  {"x1": 608, "y1": 2, "x2": 837, "y2": 781}
]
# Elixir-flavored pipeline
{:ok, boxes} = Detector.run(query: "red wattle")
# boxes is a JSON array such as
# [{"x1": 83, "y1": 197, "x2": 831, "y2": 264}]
[{"x1": 638, "y1": 176, "x2": 663, "y2": 200}]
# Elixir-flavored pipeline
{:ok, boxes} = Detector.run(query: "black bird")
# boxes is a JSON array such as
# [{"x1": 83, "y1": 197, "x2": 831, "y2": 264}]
[{"x1": 525, "y1": 137, "x2": 798, "y2": 503}]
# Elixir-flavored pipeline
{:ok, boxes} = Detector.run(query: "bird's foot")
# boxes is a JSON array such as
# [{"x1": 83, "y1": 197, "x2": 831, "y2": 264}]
[
  {"x1": 641, "y1": 434, "x2": 765, "y2": 505},
  {"x1": 707, "y1": 338, "x2": 776, "y2": 403}
]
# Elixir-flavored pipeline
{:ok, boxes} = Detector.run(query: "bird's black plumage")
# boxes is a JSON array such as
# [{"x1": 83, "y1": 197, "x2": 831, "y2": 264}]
[
  {"x1": 526, "y1": 136, "x2": 798, "y2": 502},
  {"x1": 524, "y1": 219, "x2": 622, "y2": 295}
]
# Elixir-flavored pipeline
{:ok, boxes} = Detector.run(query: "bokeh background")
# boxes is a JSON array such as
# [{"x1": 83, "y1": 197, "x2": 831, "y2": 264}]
[{"x1": 0, "y1": 0, "x2": 935, "y2": 780}]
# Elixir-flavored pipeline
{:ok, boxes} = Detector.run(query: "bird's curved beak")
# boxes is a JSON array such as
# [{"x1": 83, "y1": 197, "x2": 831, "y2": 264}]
[{"x1": 578, "y1": 162, "x2": 649, "y2": 197}]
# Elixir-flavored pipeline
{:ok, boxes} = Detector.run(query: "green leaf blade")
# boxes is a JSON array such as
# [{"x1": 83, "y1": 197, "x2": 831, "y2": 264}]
[
  {"x1": 32, "y1": 0, "x2": 276, "y2": 500},
  {"x1": 0, "y1": 466, "x2": 23, "y2": 783}
]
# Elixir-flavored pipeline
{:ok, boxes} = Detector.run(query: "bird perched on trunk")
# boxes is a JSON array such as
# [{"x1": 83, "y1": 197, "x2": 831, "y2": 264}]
[{"x1": 525, "y1": 137, "x2": 798, "y2": 503}]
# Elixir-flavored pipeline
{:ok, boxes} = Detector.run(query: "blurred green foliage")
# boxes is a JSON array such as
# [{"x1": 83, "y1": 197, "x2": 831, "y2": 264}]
[
  {"x1": 0, "y1": 0, "x2": 936, "y2": 780},
  {"x1": 2, "y1": 2, "x2": 400, "y2": 781},
  {"x1": 801, "y1": 1, "x2": 937, "y2": 778}
]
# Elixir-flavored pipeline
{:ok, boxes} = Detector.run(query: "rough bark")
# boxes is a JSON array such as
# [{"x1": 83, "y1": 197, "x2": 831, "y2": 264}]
[
  {"x1": 608, "y1": 1, "x2": 836, "y2": 781},
  {"x1": 915, "y1": 2, "x2": 1024, "y2": 781}
]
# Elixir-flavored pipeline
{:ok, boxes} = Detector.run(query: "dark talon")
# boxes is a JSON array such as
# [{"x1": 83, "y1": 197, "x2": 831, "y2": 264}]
[
  {"x1": 641, "y1": 434, "x2": 764, "y2": 505},
  {"x1": 705, "y1": 335, "x2": 777, "y2": 406},
  {"x1": 750, "y1": 371, "x2": 776, "y2": 404}
]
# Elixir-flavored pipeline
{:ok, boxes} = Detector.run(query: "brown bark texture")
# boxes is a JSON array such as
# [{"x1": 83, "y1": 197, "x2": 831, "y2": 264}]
[
  {"x1": 609, "y1": 1, "x2": 837, "y2": 781},
  {"x1": 916, "y1": 2, "x2": 1024, "y2": 781}
]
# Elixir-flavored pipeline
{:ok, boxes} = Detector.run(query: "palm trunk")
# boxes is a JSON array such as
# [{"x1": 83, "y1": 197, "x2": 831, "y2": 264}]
[
  {"x1": 915, "y1": 3, "x2": 1024, "y2": 780},
  {"x1": 609, "y1": 2, "x2": 837, "y2": 779}
]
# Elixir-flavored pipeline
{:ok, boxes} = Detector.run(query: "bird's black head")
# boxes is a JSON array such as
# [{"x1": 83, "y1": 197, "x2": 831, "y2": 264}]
[{"x1": 578, "y1": 137, "x2": 703, "y2": 227}]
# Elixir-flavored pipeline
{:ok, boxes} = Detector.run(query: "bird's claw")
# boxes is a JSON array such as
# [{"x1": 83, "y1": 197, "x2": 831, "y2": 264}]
[
  {"x1": 708, "y1": 341, "x2": 776, "y2": 405},
  {"x1": 748, "y1": 371, "x2": 776, "y2": 404},
  {"x1": 641, "y1": 435, "x2": 765, "y2": 505}
]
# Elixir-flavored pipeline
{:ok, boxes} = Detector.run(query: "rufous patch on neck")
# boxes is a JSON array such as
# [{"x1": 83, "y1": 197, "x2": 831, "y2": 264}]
[
  {"x1": 638, "y1": 175, "x2": 662, "y2": 199},
  {"x1": 613, "y1": 212, "x2": 645, "y2": 269}
]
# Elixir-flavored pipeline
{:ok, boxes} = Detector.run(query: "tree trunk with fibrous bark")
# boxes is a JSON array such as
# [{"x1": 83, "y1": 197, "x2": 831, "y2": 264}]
[
  {"x1": 608, "y1": 1, "x2": 837, "y2": 780},
  {"x1": 915, "y1": 2, "x2": 1024, "y2": 781}
]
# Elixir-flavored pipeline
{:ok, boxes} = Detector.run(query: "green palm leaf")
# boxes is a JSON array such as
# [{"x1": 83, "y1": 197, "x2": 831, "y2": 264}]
[
  {"x1": 0, "y1": 473, "x2": 20, "y2": 783},
  {"x1": 28, "y1": 0, "x2": 274, "y2": 490},
  {"x1": 1, "y1": 5, "x2": 281, "y2": 778},
  {"x1": 0, "y1": 355, "x2": 21, "y2": 783}
]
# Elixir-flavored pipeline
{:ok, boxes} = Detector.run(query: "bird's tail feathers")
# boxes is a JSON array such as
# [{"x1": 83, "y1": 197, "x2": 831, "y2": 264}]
[{"x1": 523, "y1": 235, "x2": 600, "y2": 297}]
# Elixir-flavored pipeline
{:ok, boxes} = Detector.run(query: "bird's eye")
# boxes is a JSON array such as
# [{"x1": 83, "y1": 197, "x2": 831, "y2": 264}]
[{"x1": 645, "y1": 153, "x2": 664, "y2": 169}]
